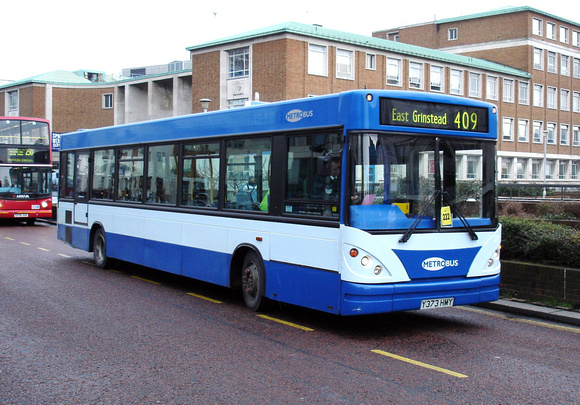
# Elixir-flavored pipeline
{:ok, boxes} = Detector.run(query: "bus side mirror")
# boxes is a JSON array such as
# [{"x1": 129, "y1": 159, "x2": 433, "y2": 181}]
[{"x1": 317, "y1": 155, "x2": 332, "y2": 177}]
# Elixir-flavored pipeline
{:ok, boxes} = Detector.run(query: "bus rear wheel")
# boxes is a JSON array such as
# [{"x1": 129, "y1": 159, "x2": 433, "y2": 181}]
[
  {"x1": 93, "y1": 228, "x2": 108, "y2": 269},
  {"x1": 241, "y1": 251, "x2": 267, "y2": 311}
]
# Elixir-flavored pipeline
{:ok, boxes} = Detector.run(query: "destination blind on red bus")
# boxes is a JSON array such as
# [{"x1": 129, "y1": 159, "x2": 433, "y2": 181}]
[{"x1": 380, "y1": 98, "x2": 489, "y2": 132}]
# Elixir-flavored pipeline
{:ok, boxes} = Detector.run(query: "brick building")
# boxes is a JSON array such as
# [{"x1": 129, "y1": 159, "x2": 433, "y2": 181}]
[{"x1": 374, "y1": 6, "x2": 580, "y2": 183}]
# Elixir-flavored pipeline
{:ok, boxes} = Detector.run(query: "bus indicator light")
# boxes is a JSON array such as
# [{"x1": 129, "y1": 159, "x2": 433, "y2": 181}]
[{"x1": 349, "y1": 248, "x2": 359, "y2": 258}]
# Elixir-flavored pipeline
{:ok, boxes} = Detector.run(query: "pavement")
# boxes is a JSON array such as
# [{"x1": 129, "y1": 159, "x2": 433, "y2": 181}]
[{"x1": 478, "y1": 299, "x2": 580, "y2": 327}]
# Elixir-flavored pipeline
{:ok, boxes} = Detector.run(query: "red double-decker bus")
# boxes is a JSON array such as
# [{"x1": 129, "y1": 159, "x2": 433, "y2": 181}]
[{"x1": 0, "y1": 117, "x2": 53, "y2": 224}]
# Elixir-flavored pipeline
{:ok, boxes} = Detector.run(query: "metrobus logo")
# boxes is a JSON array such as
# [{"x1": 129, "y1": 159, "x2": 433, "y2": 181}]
[
  {"x1": 286, "y1": 109, "x2": 313, "y2": 122},
  {"x1": 421, "y1": 257, "x2": 459, "y2": 271}
]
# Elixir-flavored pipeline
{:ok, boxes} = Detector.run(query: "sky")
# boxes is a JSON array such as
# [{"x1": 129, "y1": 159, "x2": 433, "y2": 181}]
[{"x1": 1, "y1": 0, "x2": 579, "y2": 82}]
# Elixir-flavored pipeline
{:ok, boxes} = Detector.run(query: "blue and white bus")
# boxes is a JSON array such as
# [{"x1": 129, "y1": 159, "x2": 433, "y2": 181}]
[{"x1": 57, "y1": 90, "x2": 501, "y2": 315}]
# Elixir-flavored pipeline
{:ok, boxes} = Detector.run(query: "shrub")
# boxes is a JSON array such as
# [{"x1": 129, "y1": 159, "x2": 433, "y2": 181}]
[{"x1": 500, "y1": 216, "x2": 580, "y2": 268}]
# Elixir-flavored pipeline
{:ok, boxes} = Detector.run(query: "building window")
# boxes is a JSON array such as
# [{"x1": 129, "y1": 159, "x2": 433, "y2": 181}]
[
  {"x1": 559, "y1": 161, "x2": 567, "y2": 179},
  {"x1": 503, "y1": 78, "x2": 514, "y2": 102},
  {"x1": 547, "y1": 87, "x2": 557, "y2": 109},
  {"x1": 228, "y1": 47, "x2": 250, "y2": 78},
  {"x1": 561, "y1": 124, "x2": 570, "y2": 146},
  {"x1": 547, "y1": 160, "x2": 555, "y2": 179},
  {"x1": 561, "y1": 89, "x2": 570, "y2": 111},
  {"x1": 517, "y1": 160, "x2": 527, "y2": 179},
  {"x1": 574, "y1": 58, "x2": 580, "y2": 79},
  {"x1": 532, "y1": 18, "x2": 543, "y2": 36},
  {"x1": 533, "y1": 121, "x2": 543, "y2": 143},
  {"x1": 7, "y1": 90, "x2": 18, "y2": 114},
  {"x1": 366, "y1": 53, "x2": 376, "y2": 70},
  {"x1": 573, "y1": 31, "x2": 580, "y2": 47},
  {"x1": 533, "y1": 48, "x2": 543, "y2": 70},
  {"x1": 336, "y1": 49, "x2": 354, "y2": 80},
  {"x1": 573, "y1": 92, "x2": 580, "y2": 113},
  {"x1": 561, "y1": 55, "x2": 570, "y2": 76},
  {"x1": 430, "y1": 65, "x2": 443, "y2": 92},
  {"x1": 102, "y1": 93, "x2": 113, "y2": 109},
  {"x1": 466, "y1": 156, "x2": 478, "y2": 179},
  {"x1": 448, "y1": 28, "x2": 458, "y2": 40},
  {"x1": 409, "y1": 62, "x2": 423, "y2": 89},
  {"x1": 501, "y1": 158, "x2": 512, "y2": 179},
  {"x1": 533, "y1": 84, "x2": 544, "y2": 107},
  {"x1": 547, "y1": 51, "x2": 557, "y2": 73},
  {"x1": 486, "y1": 76, "x2": 498, "y2": 100},
  {"x1": 531, "y1": 160, "x2": 541, "y2": 179},
  {"x1": 547, "y1": 122, "x2": 557, "y2": 144},
  {"x1": 547, "y1": 22, "x2": 556, "y2": 40},
  {"x1": 518, "y1": 81, "x2": 529, "y2": 105},
  {"x1": 502, "y1": 117, "x2": 514, "y2": 141},
  {"x1": 468, "y1": 72, "x2": 481, "y2": 98},
  {"x1": 560, "y1": 26, "x2": 569, "y2": 43},
  {"x1": 308, "y1": 44, "x2": 328, "y2": 76},
  {"x1": 573, "y1": 126, "x2": 580, "y2": 146},
  {"x1": 450, "y1": 69, "x2": 462, "y2": 95},
  {"x1": 568, "y1": 159, "x2": 577, "y2": 179},
  {"x1": 518, "y1": 119, "x2": 529, "y2": 143},
  {"x1": 386, "y1": 58, "x2": 402, "y2": 86}
]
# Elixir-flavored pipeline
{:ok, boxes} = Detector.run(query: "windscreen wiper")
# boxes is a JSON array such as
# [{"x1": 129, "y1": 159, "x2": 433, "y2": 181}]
[
  {"x1": 399, "y1": 190, "x2": 478, "y2": 243},
  {"x1": 399, "y1": 190, "x2": 439, "y2": 243},
  {"x1": 442, "y1": 191, "x2": 478, "y2": 241}
]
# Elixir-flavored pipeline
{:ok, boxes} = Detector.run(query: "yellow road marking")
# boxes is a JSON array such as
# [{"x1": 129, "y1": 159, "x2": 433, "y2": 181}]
[
  {"x1": 459, "y1": 306, "x2": 580, "y2": 334},
  {"x1": 130, "y1": 275, "x2": 161, "y2": 285},
  {"x1": 4, "y1": 237, "x2": 14, "y2": 240},
  {"x1": 38, "y1": 247, "x2": 49, "y2": 252},
  {"x1": 371, "y1": 350, "x2": 468, "y2": 378},
  {"x1": 58, "y1": 253, "x2": 71, "y2": 258},
  {"x1": 187, "y1": 292, "x2": 223, "y2": 304},
  {"x1": 257, "y1": 314, "x2": 314, "y2": 331},
  {"x1": 21, "y1": 242, "x2": 31, "y2": 246}
]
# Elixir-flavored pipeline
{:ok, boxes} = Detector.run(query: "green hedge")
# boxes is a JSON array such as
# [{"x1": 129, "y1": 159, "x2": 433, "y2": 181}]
[{"x1": 500, "y1": 216, "x2": 580, "y2": 268}]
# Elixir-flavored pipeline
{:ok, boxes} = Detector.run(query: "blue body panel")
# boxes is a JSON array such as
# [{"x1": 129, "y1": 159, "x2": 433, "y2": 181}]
[
  {"x1": 341, "y1": 274, "x2": 500, "y2": 315},
  {"x1": 58, "y1": 223, "x2": 499, "y2": 316}
]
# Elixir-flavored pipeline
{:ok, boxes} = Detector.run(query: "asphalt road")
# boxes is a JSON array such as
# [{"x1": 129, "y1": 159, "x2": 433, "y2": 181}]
[{"x1": 1, "y1": 221, "x2": 579, "y2": 404}]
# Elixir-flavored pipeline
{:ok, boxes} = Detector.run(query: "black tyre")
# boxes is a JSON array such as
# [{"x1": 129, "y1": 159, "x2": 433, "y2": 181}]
[
  {"x1": 241, "y1": 251, "x2": 267, "y2": 311},
  {"x1": 93, "y1": 228, "x2": 108, "y2": 269}
]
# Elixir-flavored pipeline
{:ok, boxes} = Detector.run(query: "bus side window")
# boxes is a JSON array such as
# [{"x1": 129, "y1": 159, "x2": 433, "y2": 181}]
[
  {"x1": 182, "y1": 142, "x2": 220, "y2": 208},
  {"x1": 285, "y1": 133, "x2": 342, "y2": 217},
  {"x1": 225, "y1": 138, "x2": 271, "y2": 211}
]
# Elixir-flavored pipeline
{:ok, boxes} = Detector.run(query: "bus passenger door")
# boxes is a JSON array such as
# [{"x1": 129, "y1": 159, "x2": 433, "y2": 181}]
[{"x1": 73, "y1": 151, "x2": 90, "y2": 226}]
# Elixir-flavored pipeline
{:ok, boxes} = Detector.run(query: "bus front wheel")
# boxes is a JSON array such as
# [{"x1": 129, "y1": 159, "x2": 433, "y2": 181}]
[
  {"x1": 93, "y1": 228, "x2": 108, "y2": 269},
  {"x1": 241, "y1": 251, "x2": 267, "y2": 311}
]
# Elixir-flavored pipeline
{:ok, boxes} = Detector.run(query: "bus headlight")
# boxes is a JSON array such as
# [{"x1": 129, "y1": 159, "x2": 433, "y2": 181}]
[
  {"x1": 41, "y1": 200, "x2": 49, "y2": 208},
  {"x1": 361, "y1": 256, "x2": 371, "y2": 267},
  {"x1": 345, "y1": 244, "x2": 390, "y2": 277}
]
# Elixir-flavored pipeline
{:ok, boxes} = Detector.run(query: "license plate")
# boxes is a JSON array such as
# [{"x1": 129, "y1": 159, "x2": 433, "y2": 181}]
[
  {"x1": 32, "y1": 205, "x2": 40, "y2": 209},
  {"x1": 420, "y1": 297, "x2": 454, "y2": 309},
  {"x1": 14, "y1": 213, "x2": 29, "y2": 218}
]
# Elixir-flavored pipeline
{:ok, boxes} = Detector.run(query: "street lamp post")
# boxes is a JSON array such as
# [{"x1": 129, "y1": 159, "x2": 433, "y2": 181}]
[
  {"x1": 199, "y1": 98, "x2": 211, "y2": 113},
  {"x1": 543, "y1": 129, "x2": 548, "y2": 198}
]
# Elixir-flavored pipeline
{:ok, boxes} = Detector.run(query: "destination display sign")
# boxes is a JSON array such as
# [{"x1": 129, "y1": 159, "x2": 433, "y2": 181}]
[
  {"x1": 0, "y1": 147, "x2": 50, "y2": 164},
  {"x1": 380, "y1": 98, "x2": 489, "y2": 133}
]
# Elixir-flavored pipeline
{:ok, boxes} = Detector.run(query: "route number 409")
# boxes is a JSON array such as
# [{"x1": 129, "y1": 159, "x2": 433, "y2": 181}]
[{"x1": 454, "y1": 111, "x2": 478, "y2": 130}]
